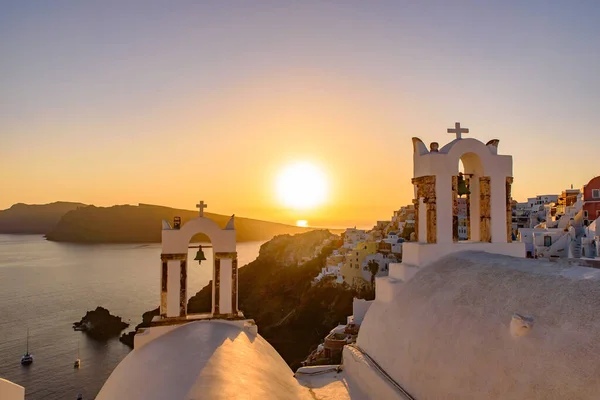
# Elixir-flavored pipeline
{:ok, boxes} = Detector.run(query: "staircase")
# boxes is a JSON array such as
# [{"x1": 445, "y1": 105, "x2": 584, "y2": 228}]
[
  {"x1": 570, "y1": 210, "x2": 585, "y2": 258},
  {"x1": 570, "y1": 238, "x2": 583, "y2": 258}
]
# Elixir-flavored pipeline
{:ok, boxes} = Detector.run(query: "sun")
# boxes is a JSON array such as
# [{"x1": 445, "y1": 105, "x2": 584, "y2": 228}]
[
  {"x1": 276, "y1": 162, "x2": 328, "y2": 210},
  {"x1": 296, "y1": 220, "x2": 308, "y2": 227}
]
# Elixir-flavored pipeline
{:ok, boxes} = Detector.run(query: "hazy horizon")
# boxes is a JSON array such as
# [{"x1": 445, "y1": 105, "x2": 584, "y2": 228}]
[{"x1": 2, "y1": 1, "x2": 599, "y2": 228}]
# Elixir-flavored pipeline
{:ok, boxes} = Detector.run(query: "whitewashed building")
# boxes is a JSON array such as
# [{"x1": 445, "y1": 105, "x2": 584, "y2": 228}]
[
  {"x1": 342, "y1": 228, "x2": 367, "y2": 249},
  {"x1": 359, "y1": 253, "x2": 396, "y2": 282}
]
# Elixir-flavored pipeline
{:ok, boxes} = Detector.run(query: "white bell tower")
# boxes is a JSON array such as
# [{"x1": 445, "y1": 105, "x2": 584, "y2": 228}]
[
  {"x1": 386, "y1": 123, "x2": 525, "y2": 285},
  {"x1": 157, "y1": 202, "x2": 241, "y2": 321}
]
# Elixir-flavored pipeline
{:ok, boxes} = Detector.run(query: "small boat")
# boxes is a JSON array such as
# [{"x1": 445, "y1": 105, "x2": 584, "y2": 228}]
[
  {"x1": 74, "y1": 339, "x2": 81, "y2": 369},
  {"x1": 20, "y1": 329, "x2": 33, "y2": 366},
  {"x1": 21, "y1": 353, "x2": 33, "y2": 366}
]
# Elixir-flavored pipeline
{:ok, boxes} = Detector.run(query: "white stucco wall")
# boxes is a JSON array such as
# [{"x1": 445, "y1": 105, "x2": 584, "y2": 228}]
[
  {"x1": 343, "y1": 346, "x2": 404, "y2": 400},
  {"x1": 355, "y1": 251, "x2": 600, "y2": 399},
  {"x1": 352, "y1": 298, "x2": 373, "y2": 325},
  {"x1": 0, "y1": 379, "x2": 24, "y2": 400},
  {"x1": 166, "y1": 259, "x2": 181, "y2": 317},
  {"x1": 398, "y1": 241, "x2": 524, "y2": 270},
  {"x1": 217, "y1": 257, "x2": 232, "y2": 314},
  {"x1": 162, "y1": 217, "x2": 236, "y2": 254}
]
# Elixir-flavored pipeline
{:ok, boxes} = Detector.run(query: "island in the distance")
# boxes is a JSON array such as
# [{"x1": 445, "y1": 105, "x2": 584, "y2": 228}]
[
  {"x1": 0, "y1": 202, "x2": 85, "y2": 234},
  {"x1": 0, "y1": 202, "x2": 318, "y2": 243}
]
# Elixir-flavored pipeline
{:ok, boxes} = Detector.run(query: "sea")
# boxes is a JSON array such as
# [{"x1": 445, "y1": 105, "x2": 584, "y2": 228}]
[{"x1": 0, "y1": 234, "x2": 264, "y2": 399}]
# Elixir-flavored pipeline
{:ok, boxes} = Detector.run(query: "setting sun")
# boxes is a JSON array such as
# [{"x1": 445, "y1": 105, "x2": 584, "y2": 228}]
[
  {"x1": 296, "y1": 220, "x2": 308, "y2": 227},
  {"x1": 276, "y1": 162, "x2": 328, "y2": 210}
]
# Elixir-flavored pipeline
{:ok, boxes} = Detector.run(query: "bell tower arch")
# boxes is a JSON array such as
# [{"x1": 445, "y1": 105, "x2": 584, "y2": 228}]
[
  {"x1": 391, "y1": 123, "x2": 525, "y2": 280},
  {"x1": 159, "y1": 201, "x2": 241, "y2": 321}
]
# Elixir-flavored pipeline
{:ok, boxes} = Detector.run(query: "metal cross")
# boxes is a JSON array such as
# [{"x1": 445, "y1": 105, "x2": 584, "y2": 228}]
[
  {"x1": 196, "y1": 201, "x2": 207, "y2": 217},
  {"x1": 447, "y1": 122, "x2": 469, "y2": 139}
]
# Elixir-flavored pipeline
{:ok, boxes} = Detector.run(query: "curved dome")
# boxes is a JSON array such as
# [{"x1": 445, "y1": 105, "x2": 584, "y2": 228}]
[
  {"x1": 97, "y1": 321, "x2": 311, "y2": 400},
  {"x1": 356, "y1": 252, "x2": 600, "y2": 399}
]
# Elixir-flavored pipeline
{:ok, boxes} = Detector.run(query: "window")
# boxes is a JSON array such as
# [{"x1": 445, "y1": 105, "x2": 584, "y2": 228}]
[
  {"x1": 584, "y1": 210, "x2": 589, "y2": 219},
  {"x1": 597, "y1": 210, "x2": 600, "y2": 217},
  {"x1": 544, "y1": 235, "x2": 552, "y2": 247},
  {"x1": 593, "y1": 189, "x2": 600, "y2": 199}
]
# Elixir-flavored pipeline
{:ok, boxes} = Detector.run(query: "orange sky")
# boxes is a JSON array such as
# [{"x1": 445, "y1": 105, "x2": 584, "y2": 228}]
[
  {"x1": 2, "y1": 3, "x2": 599, "y2": 229},
  {"x1": 2, "y1": 70, "x2": 596, "y2": 228}
]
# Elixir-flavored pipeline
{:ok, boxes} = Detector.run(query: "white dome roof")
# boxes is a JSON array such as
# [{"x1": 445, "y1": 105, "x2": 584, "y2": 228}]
[
  {"x1": 356, "y1": 252, "x2": 600, "y2": 399},
  {"x1": 97, "y1": 321, "x2": 312, "y2": 400}
]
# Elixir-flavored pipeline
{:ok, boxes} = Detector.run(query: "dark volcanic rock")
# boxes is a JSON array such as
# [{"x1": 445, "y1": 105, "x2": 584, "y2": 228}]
[
  {"x1": 73, "y1": 306, "x2": 129, "y2": 340},
  {"x1": 118, "y1": 331, "x2": 136, "y2": 348},
  {"x1": 119, "y1": 307, "x2": 159, "y2": 348}
]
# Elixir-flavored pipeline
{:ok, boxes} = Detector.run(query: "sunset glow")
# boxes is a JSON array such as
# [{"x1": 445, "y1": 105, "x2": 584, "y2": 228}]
[
  {"x1": 276, "y1": 162, "x2": 328, "y2": 210},
  {"x1": 296, "y1": 220, "x2": 308, "y2": 227},
  {"x1": 1, "y1": 2, "x2": 599, "y2": 229}
]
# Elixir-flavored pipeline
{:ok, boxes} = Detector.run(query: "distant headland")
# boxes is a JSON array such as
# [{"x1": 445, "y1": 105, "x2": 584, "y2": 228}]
[{"x1": 0, "y1": 202, "x2": 316, "y2": 243}]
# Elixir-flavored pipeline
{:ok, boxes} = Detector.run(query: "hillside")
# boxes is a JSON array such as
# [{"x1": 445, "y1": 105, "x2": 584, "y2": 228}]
[
  {"x1": 187, "y1": 230, "x2": 356, "y2": 370},
  {"x1": 0, "y1": 202, "x2": 86, "y2": 234},
  {"x1": 45, "y1": 203, "x2": 312, "y2": 243}
]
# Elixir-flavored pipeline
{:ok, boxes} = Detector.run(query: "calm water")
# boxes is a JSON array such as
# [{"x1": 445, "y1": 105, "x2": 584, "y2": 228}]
[{"x1": 0, "y1": 234, "x2": 263, "y2": 399}]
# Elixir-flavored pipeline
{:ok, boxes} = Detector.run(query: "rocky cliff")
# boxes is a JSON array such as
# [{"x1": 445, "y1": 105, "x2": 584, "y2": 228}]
[
  {"x1": 0, "y1": 202, "x2": 85, "y2": 234},
  {"x1": 119, "y1": 307, "x2": 159, "y2": 348},
  {"x1": 45, "y1": 203, "x2": 312, "y2": 243}
]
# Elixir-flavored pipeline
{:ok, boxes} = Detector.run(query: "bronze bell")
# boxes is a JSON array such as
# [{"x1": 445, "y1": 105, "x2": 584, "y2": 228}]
[
  {"x1": 457, "y1": 173, "x2": 470, "y2": 197},
  {"x1": 194, "y1": 246, "x2": 207, "y2": 264}
]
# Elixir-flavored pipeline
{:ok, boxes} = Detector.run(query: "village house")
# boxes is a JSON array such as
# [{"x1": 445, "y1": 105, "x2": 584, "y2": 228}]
[
  {"x1": 341, "y1": 228, "x2": 366, "y2": 249},
  {"x1": 583, "y1": 176, "x2": 600, "y2": 225},
  {"x1": 340, "y1": 241, "x2": 378, "y2": 288}
]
